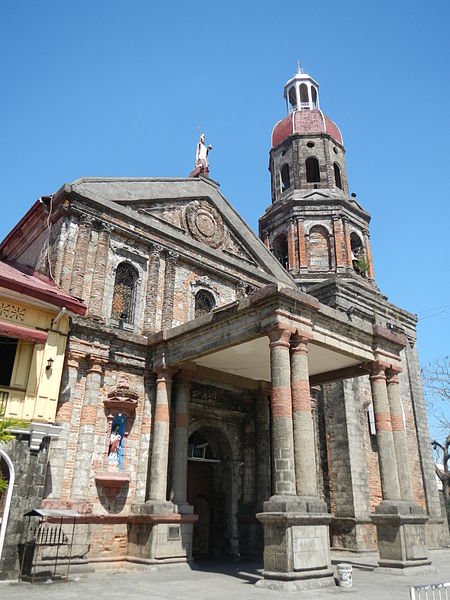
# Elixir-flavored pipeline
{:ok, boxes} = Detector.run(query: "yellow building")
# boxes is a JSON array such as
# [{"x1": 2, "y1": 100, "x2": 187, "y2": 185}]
[{"x1": 0, "y1": 260, "x2": 85, "y2": 577}]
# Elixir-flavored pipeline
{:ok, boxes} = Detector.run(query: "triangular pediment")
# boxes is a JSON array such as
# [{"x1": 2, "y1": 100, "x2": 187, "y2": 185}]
[
  {"x1": 302, "y1": 191, "x2": 331, "y2": 200},
  {"x1": 68, "y1": 177, "x2": 294, "y2": 286}
]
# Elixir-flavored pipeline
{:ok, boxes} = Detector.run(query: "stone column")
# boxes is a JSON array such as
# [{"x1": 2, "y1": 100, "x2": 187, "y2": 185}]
[
  {"x1": 266, "y1": 326, "x2": 296, "y2": 497},
  {"x1": 161, "y1": 251, "x2": 178, "y2": 330},
  {"x1": 143, "y1": 244, "x2": 162, "y2": 335},
  {"x1": 71, "y1": 353, "x2": 107, "y2": 500},
  {"x1": 343, "y1": 217, "x2": 353, "y2": 270},
  {"x1": 368, "y1": 362, "x2": 401, "y2": 501},
  {"x1": 386, "y1": 368, "x2": 414, "y2": 501},
  {"x1": 135, "y1": 371, "x2": 155, "y2": 504},
  {"x1": 332, "y1": 216, "x2": 345, "y2": 273},
  {"x1": 297, "y1": 218, "x2": 307, "y2": 273},
  {"x1": 171, "y1": 370, "x2": 191, "y2": 510},
  {"x1": 52, "y1": 216, "x2": 69, "y2": 286},
  {"x1": 89, "y1": 222, "x2": 112, "y2": 319},
  {"x1": 46, "y1": 350, "x2": 83, "y2": 500},
  {"x1": 70, "y1": 214, "x2": 93, "y2": 298},
  {"x1": 148, "y1": 367, "x2": 173, "y2": 505},
  {"x1": 290, "y1": 334, "x2": 317, "y2": 497},
  {"x1": 255, "y1": 386, "x2": 271, "y2": 509}
]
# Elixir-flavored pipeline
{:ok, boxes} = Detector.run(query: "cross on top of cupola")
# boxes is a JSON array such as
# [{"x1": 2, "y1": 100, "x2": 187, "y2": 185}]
[{"x1": 284, "y1": 63, "x2": 320, "y2": 113}]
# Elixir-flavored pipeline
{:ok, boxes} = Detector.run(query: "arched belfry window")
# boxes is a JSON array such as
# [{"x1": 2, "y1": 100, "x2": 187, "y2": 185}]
[
  {"x1": 195, "y1": 290, "x2": 216, "y2": 318},
  {"x1": 309, "y1": 225, "x2": 331, "y2": 271},
  {"x1": 350, "y1": 232, "x2": 367, "y2": 276},
  {"x1": 334, "y1": 162, "x2": 342, "y2": 189},
  {"x1": 288, "y1": 87, "x2": 297, "y2": 111},
  {"x1": 300, "y1": 83, "x2": 309, "y2": 109},
  {"x1": 311, "y1": 86, "x2": 318, "y2": 109},
  {"x1": 280, "y1": 164, "x2": 290, "y2": 192},
  {"x1": 111, "y1": 262, "x2": 138, "y2": 324},
  {"x1": 306, "y1": 157, "x2": 320, "y2": 183},
  {"x1": 273, "y1": 234, "x2": 289, "y2": 270}
]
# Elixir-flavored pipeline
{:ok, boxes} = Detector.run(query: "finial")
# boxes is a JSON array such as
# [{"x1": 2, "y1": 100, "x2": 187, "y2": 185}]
[{"x1": 297, "y1": 59, "x2": 302, "y2": 74}]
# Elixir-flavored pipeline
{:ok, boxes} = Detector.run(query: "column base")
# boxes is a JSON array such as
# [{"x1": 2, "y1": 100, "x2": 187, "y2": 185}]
[
  {"x1": 257, "y1": 496, "x2": 334, "y2": 589},
  {"x1": 331, "y1": 516, "x2": 377, "y2": 551},
  {"x1": 372, "y1": 500, "x2": 431, "y2": 570},
  {"x1": 127, "y1": 501, "x2": 197, "y2": 564}
]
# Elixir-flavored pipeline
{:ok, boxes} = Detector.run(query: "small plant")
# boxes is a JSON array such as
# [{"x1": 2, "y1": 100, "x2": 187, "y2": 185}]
[
  {"x1": 354, "y1": 256, "x2": 369, "y2": 276},
  {"x1": 0, "y1": 411, "x2": 27, "y2": 491}
]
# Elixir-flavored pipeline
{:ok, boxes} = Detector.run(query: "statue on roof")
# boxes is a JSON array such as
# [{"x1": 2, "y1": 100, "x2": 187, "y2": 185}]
[{"x1": 190, "y1": 132, "x2": 212, "y2": 178}]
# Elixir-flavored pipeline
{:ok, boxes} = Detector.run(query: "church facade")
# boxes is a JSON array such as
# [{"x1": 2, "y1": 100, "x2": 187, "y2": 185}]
[{"x1": 0, "y1": 68, "x2": 447, "y2": 587}]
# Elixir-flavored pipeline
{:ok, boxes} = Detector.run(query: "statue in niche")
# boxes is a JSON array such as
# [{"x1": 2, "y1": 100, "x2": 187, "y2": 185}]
[
  {"x1": 107, "y1": 415, "x2": 126, "y2": 471},
  {"x1": 190, "y1": 132, "x2": 212, "y2": 178}
]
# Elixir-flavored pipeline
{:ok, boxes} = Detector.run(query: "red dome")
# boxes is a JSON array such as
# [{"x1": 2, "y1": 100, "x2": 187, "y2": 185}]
[{"x1": 271, "y1": 109, "x2": 343, "y2": 148}]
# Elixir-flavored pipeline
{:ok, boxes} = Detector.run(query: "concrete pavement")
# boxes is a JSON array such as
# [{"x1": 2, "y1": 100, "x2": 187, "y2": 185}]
[{"x1": 2, "y1": 548, "x2": 450, "y2": 599}]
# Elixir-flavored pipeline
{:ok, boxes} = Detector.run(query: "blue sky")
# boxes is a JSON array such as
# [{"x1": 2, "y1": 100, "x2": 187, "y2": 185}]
[{"x1": 1, "y1": 1, "x2": 449, "y2": 430}]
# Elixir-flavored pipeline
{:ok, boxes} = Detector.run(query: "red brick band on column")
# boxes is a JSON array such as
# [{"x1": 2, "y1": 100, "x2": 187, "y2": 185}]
[
  {"x1": 271, "y1": 386, "x2": 292, "y2": 417},
  {"x1": 291, "y1": 380, "x2": 311, "y2": 412},
  {"x1": 287, "y1": 220, "x2": 297, "y2": 271},
  {"x1": 364, "y1": 232, "x2": 375, "y2": 281},
  {"x1": 390, "y1": 414, "x2": 405, "y2": 431},
  {"x1": 374, "y1": 412, "x2": 392, "y2": 431},
  {"x1": 155, "y1": 403, "x2": 170, "y2": 422},
  {"x1": 343, "y1": 218, "x2": 353, "y2": 268}
]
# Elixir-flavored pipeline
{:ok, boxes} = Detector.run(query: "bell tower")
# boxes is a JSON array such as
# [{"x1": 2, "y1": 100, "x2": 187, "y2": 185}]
[{"x1": 260, "y1": 66, "x2": 376, "y2": 289}]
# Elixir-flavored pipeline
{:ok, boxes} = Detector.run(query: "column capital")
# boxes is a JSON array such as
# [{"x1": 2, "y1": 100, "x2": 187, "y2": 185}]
[
  {"x1": 67, "y1": 350, "x2": 85, "y2": 369},
  {"x1": 154, "y1": 366, "x2": 176, "y2": 383},
  {"x1": 290, "y1": 332, "x2": 312, "y2": 355},
  {"x1": 150, "y1": 243, "x2": 163, "y2": 255},
  {"x1": 365, "y1": 361, "x2": 387, "y2": 381},
  {"x1": 98, "y1": 221, "x2": 114, "y2": 234},
  {"x1": 166, "y1": 250, "x2": 179, "y2": 262},
  {"x1": 265, "y1": 325, "x2": 293, "y2": 349},
  {"x1": 79, "y1": 213, "x2": 95, "y2": 226},
  {"x1": 175, "y1": 368, "x2": 194, "y2": 385},
  {"x1": 87, "y1": 354, "x2": 108, "y2": 374},
  {"x1": 386, "y1": 366, "x2": 402, "y2": 384}
]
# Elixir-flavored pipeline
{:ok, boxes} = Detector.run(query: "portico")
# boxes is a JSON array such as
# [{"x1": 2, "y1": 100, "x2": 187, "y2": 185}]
[{"x1": 128, "y1": 283, "x2": 429, "y2": 588}]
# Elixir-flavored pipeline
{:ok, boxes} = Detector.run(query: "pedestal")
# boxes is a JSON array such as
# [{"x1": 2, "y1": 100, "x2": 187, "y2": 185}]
[
  {"x1": 256, "y1": 496, "x2": 335, "y2": 592},
  {"x1": 372, "y1": 501, "x2": 432, "y2": 573},
  {"x1": 127, "y1": 501, "x2": 197, "y2": 565}
]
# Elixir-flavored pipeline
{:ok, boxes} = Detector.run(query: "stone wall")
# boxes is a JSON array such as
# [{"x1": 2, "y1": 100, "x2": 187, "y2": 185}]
[{"x1": 0, "y1": 435, "x2": 49, "y2": 580}]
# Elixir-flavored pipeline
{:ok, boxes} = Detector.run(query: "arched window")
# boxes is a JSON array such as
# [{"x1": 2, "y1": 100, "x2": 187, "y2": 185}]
[
  {"x1": 350, "y1": 233, "x2": 367, "y2": 276},
  {"x1": 309, "y1": 225, "x2": 331, "y2": 271},
  {"x1": 288, "y1": 87, "x2": 297, "y2": 111},
  {"x1": 273, "y1": 234, "x2": 289, "y2": 270},
  {"x1": 280, "y1": 164, "x2": 290, "y2": 192},
  {"x1": 334, "y1": 163, "x2": 342, "y2": 189},
  {"x1": 111, "y1": 262, "x2": 138, "y2": 324},
  {"x1": 311, "y1": 86, "x2": 318, "y2": 109},
  {"x1": 195, "y1": 289, "x2": 216, "y2": 318},
  {"x1": 306, "y1": 157, "x2": 320, "y2": 183},
  {"x1": 300, "y1": 83, "x2": 309, "y2": 108}
]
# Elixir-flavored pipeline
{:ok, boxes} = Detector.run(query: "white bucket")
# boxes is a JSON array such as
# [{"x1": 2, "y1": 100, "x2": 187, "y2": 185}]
[{"x1": 337, "y1": 563, "x2": 352, "y2": 588}]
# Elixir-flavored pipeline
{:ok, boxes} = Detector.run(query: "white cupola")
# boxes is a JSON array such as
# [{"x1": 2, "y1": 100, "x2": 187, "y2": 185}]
[{"x1": 283, "y1": 63, "x2": 320, "y2": 113}]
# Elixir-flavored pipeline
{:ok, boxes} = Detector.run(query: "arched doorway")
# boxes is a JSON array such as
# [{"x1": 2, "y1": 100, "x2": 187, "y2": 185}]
[
  {"x1": 0, "y1": 449, "x2": 15, "y2": 562},
  {"x1": 187, "y1": 427, "x2": 235, "y2": 559}
]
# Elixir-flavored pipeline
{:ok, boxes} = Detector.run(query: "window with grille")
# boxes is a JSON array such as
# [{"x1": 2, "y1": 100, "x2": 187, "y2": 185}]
[
  {"x1": 111, "y1": 263, "x2": 138, "y2": 324},
  {"x1": 194, "y1": 290, "x2": 215, "y2": 318}
]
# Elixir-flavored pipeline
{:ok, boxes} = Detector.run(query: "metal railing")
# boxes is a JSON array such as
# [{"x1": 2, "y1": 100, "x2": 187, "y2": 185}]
[{"x1": 410, "y1": 582, "x2": 450, "y2": 599}]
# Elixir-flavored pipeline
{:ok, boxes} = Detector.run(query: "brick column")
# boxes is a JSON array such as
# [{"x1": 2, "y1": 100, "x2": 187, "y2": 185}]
[
  {"x1": 368, "y1": 363, "x2": 401, "y2": 501},
  {"x1": 148, "y1": 368, "x2": 173, "y2": 502},
  {"x1": 290, "y1": 334, "x2": 317, "y2": 497},
  {"x1": 386, "y1": 368, "x2": 414, "y2": 501},
  {"x1": 267, "y1": 326, "x2": 296, "y2": 496},
  {"x1": 89, "y1": 222, "x2": 112, "y2": 318},
  {"x1": 171, "y1": 370, "x2": 191, "y2": 507},
  {"x1": 135, "y1": 371, "x2": 154, "y2": 503},
  {"x1": 297, "y1": 218, "x2": 307, "y2": 272},
  {"x1": 70, "y1": 214, "x2": 93, "y2": 298},
  {"x1": 71, "y1": 354, "x2": 107, "y2": 500},
  {"x1": 343, "y1": 217, "x2": 353, "y2": 270},
  {"x1": 332, "y1": 216, "x2": 345, "y2": 272},
  {"x1": 287, "y1": 219, "x2": 297, "y2": 272},
  {"x1": 364, "y1": 231, "x2": 375, "y2": 281},
  {"x1": 161, "y1": 251, "x2": 178, "y2": 330},
  {"x1": 143, "y1": 244, "x2": 162, "y2": 334},
  {"x1": 255, "y1": 386, "x2": 271, "y2": 509}
]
